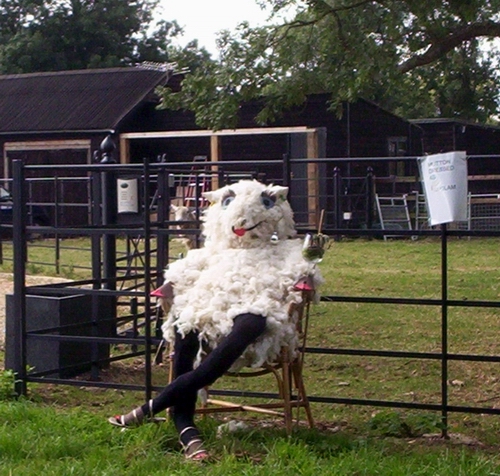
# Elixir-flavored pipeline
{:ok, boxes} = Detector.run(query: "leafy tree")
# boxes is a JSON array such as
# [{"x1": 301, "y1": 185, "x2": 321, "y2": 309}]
[
  {"x1": 159, "y1": 0, "x2": 500, "y2": 128},
  {"x1": 0, "y1": 0, "x2": 183, "y2": 73}
]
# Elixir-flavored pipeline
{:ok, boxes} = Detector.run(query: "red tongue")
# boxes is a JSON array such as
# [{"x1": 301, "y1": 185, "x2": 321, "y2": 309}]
[{"x1": 233, "y1": 228, "x2": 246, "y2": 237}]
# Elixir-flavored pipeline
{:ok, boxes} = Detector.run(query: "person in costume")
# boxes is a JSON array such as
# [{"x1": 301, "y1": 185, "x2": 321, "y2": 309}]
[{"x1": 108, "y1": 179, "x2": 324, "y2": 461}]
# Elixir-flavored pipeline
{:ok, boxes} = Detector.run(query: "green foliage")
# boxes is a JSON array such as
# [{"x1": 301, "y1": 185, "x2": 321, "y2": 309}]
[
  {"x1": 25, "y1": 262, "x2": 45, "y2": 275},
  {"x1": 1, "y1": 2, "x2": 498, "y2": 127},
  {"x1": 159, "y1": 0, "x2": 500, "y2": 128},
  {"x1": 0, "y1": 369, "x2": 18, "y2": 400},
  {"x1": 0, "y1": 0, "x2": 183, "y2": 73},
  {"x1": 367, "y1": 411, "x2": 443, "y2": 438}
]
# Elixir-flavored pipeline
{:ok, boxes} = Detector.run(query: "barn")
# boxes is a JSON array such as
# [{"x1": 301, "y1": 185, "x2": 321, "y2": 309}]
[
  {"x1": 411, "y1": 118, "x2": 500, "y2": 195},
  {"x1": 0, "y1": 66, "x2": 428, "y2": 227},
  {"x1": 1, "y1": 66, "x2": 498, "y2": 229}
]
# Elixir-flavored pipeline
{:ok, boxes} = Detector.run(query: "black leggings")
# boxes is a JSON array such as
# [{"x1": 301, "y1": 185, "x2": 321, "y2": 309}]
[{"x1": 140, "y1": 313, "x2": 267, "y2": 443}]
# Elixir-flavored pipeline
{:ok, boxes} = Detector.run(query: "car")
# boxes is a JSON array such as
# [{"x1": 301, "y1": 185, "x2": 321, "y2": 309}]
[{"x1": 0, "y1": 186, "x2": 50, "y2": 236}]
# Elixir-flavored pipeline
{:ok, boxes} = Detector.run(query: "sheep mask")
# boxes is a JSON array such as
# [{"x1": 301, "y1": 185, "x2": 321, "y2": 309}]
[
  {"x1": 160, "y1": 179, "x2": 323, "y2": 369},
  {"x1": 201, "y1": 180, "x2": 296, "y2": 249}
]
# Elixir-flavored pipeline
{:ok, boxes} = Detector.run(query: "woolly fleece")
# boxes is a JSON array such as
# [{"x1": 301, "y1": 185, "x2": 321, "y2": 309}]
[{"x1": 161, "y1": 180, "x2": 323, "y2": 370}]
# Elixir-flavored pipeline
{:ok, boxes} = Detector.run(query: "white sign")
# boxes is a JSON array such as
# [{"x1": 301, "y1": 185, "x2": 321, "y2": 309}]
[
  {"x1": 117, "y1": 178, "x2": 139, "y2": 214},
  {"x1": 418, "y1": 151, "x2": 468, "y2": 226}
]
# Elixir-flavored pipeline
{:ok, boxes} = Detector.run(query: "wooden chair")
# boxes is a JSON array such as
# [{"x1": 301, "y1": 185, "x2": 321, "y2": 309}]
[
  {"x1": 154, "y1": 284, "x2": 315, "y2": 435},
  {"x1": 200, "y1": 289, "x2": 315, "y2": 434}
]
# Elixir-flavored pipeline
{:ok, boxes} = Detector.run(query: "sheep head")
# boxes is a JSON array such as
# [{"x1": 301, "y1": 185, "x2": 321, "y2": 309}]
[
  {"x1": 170, "y1": 204, "x2": 195, "y2": 224},
  {"x1": 202, "y1": 180, "x2": 296, "y2": 249}
]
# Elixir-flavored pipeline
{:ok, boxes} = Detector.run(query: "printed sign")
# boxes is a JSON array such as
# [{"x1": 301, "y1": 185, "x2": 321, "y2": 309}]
[
  {"x1": 117, "y1": 178, "x2": 139, "y2": 214},
  {"x1": 418, "y1": 151, "x2": 468, "y2": 226}
]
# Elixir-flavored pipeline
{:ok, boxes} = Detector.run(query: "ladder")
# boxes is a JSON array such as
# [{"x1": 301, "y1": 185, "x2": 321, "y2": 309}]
[
  {"x1": 375, "y1": 194, "x2": 412, "y2": 240},
  {"x1": 414, "y1": 192, "x2": 430, "y2": 231},
  {"x1": 183, "y1": 155, "x2": 211, "y2": 208}
]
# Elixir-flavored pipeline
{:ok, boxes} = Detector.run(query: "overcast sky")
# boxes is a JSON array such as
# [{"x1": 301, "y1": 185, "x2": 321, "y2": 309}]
[{"x1": 156, "y1": 0, "x2": 272, "y2": 54}]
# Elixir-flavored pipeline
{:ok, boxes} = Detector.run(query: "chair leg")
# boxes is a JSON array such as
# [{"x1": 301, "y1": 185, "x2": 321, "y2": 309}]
[
  {"x1": 167, "y1": 344, "x2": 174, "y2": 383},
  {"x1": 291, "y1": 361, "x2": 314, "y2": 429},
  {"x1": 280, "y1": 349, "x2": 293, "y2": 435}
]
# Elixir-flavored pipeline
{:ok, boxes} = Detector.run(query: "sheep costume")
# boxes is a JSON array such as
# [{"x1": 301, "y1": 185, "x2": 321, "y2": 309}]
[{"x1": 160, "y1": 179, "x2": 323, "y2": 371}]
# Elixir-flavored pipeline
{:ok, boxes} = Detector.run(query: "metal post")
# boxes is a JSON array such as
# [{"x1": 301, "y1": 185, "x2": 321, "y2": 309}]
[
  {"x1": 90, "y1": 163, "x2": 102, "y2": 284},
  {"x1": 90, "y1": 164, "x2": 102, "y2": 381},
  {"x1": 131, "y1": 297, "x2": 138, "y2": 353},
  {"x1": 156, "y1": 167, "x2": 170, "y2": 284},
  {"x1": 100, "y1": 135, "x2": 117, "y2": 290},
  {"x1": 333, "y1": 167, "x2": 342, "y2": 241},
  {"x1": 142, "y1": 159, "x2": 153, "y2": 400},
  {"x1": 282, "y1": 153, "x2": 291, "y2": 188},
  {"x1": 90, "y1": 135, "x2": 117, "y2": 380},
  {"x1": 54, "y1": 176, "x2": 60, "y2": 274},
  {"x1": 12, "y1": 160, "x2": 27, "y2": 396},
  {"x1": 218, "y1": 167, "x2": 225, "y2": 187},
  {"x1": 366, "y1": 167, "x2": 374, "y2": 231},
  {"x1": 441, "y1": 223, "x2": 449, "y2": 438}
]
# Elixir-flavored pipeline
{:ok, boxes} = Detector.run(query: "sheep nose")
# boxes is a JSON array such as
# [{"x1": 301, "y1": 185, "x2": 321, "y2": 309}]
[{"x1": 235, "y1": 218, "x2": 247, "y2": 228}]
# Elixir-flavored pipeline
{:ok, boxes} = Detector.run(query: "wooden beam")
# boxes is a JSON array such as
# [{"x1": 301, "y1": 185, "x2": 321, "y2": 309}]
[
  {"x1": 120, "y1": 126, "x2": 312, "y2": 140},
  {"x1": 119, "y1": 136, "x2": 130, "y2": 164},
  {"x1": 306, "y1": 130, "x2": 320, "y2": 227},
  {"x1": 375, "y1": 175, "x2": 419, "y2": 183},
  {"x1": 468, "y1": 174, "x2": 500, "y2": 181},
  {"x1": 3, "y1": 139, "x2": 91, "y2": 178},
  {"x1": 376, "y1": 174, "x2": 500, "y2": 184},
  {"x1": 470, "y1": 197, "x2": 500, "y2": 204},
  {"x1": 210, "y1": 135, "x2": 220, "y2": 190},
  {"x1": 3, "y1": 146, "x2": 7, "y2": 180},
  {"x1": 4, "y1": 139, "x2": 91, "y2": 151}
]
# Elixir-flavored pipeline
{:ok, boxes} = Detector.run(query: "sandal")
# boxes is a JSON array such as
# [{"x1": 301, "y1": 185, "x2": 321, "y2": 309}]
[
  {"x1": 108, "y1": 400, "x2": 166, "y2": 428},
  {"x1": 180, "y1": 427, "x2": 209, "y2": 461}
]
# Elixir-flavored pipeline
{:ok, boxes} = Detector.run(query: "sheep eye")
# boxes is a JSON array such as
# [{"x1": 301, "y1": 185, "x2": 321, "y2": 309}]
[
  {"x1": 261, "y1": 192, "x2": 276, "y2": 209},
  {"x1": 221, "y1": 191, "x2": 235, "y2": 209}
]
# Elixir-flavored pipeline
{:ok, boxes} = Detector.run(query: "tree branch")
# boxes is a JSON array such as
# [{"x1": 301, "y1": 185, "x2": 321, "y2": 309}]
[
  {"x1": 398, "y1": 21, "x2": 500, "y2": 73},
  {"x1": 317, "y1": 0, "x2": 375, "y2": 12},
  {"x1": 268, "y1": 0, "x2": 373, "y2": 46}
]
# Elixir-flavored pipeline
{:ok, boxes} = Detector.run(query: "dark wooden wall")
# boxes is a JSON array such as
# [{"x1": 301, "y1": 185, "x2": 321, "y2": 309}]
[
  {"x1": 124, "y1": 94, "x2": 423, "y2": 183},
  {"x1": 6, "y1": 148, "x2": 90, "y2": 226}
]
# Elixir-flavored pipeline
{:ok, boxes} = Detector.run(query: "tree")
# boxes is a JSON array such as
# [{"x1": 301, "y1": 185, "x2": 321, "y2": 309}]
[
  {"x1": 159, "y1": 0, "x2": 500, "y2": 129},
  {"x1": 0, "y1": 0, "x2": 183, "y2": 73}
]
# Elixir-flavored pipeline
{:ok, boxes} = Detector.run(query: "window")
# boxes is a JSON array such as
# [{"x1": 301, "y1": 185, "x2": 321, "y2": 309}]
[
  {"x1": 387, "y1": 136, "x2": 408, "y2": 177},
  {"x1": 387, "y1": 136, "x2": 407, "y2": 157}
]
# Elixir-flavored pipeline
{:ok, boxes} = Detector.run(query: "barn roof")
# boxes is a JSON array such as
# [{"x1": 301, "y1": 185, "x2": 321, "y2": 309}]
[
  {"x1": 410, "y1": 118, "x2": 500, "y2": 132},
  {"x1": 0, "y1": 66, "x2": 174, "y2": 135}
]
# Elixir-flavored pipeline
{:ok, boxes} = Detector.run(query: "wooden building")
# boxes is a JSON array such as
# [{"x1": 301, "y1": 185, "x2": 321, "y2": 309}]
[
  {"x1": 0, "y1": 67, "x2": 428, "y2": 227},
  {"x1": 122, "y1": 94, "x2": 424, "y2": 175},
  {"x1": 411, "y1": 118, "x2": 500, "y2": 194},
  {"x1": 0, "y1": 67, "x2": 424, "y2": 176},
  {"x1": 3, "y1": 67, "x2": 500, "y2": 227},
  {"x1": 0, "y1": 67, "x2": 177, "y2": 177},
  {"x1": 0, "y1": 67, "x2": 174, "y2": 224},
  {"x1": 2, "y1": 67, "x2": 499, "y2": 177}
]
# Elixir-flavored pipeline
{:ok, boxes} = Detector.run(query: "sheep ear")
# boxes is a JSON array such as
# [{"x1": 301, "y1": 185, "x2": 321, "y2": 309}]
[
  {"x1": 202, "y1": 190, "x2": 218, "y2": 204},
  {"x1": 170, "y1": 204, "x2": 179, "y2": 211},
  {"x1": 268, "y1": 185, "x2": 289, "y2": 201}
]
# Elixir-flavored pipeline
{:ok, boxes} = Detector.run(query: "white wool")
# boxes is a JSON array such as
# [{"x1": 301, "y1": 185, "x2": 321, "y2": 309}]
[
  {"x1": 161, "y1": 180, "x2": 323, "y2": 371},
  {"x1": 170, "y1": 204, "x2": 198, "y2": 249}
]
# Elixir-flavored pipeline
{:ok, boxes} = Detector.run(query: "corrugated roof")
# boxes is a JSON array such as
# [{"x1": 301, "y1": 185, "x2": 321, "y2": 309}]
[
  {"x1": 0, "y1": 67, "x2": 170, "y2": 134},
  {"x1": 410, "y1": 118, "x2": 500, "y2": 131}
]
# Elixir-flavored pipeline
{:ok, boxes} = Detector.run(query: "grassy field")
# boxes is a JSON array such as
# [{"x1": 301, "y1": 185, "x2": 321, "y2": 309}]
[{"x1": 1, "y1": 236, "x2": 500, "y2": 474}]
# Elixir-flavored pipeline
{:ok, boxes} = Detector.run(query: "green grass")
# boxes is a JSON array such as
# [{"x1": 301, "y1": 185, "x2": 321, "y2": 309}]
[
  {"x1": 0, "y1": 400, "x2": 499, "y2": 475},
  {"x1": 0, "y1": 236, "x2": 188, "y2": 280},
  {"x1": 2, "y1": 237, "x2": 500, "y2": 473}
]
